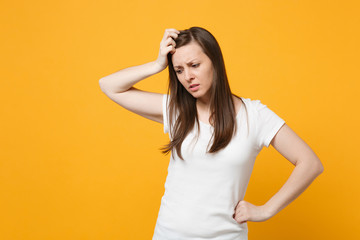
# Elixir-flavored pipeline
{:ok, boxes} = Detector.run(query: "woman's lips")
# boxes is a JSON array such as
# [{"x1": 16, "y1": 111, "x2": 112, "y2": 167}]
[{"x1": 190, "y1": 84, "x2": 200, "y2": 91}]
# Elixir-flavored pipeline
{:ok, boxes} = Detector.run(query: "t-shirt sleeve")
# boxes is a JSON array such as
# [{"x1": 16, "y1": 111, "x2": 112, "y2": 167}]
[
  {"x1": 253, "y1": 100, "x2": 285, "y2": 148},
  {"x1": 162, "y1": 94, "x2": 169, "y2": 134}
]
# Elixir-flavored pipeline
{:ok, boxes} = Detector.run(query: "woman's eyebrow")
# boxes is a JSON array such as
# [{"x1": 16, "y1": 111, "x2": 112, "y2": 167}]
[{"x1": 174, "y1": 59, "x2": 199, "y2": 68}]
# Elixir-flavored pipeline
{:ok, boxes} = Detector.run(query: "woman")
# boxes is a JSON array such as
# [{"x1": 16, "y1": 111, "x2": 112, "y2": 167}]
[{"x1": 99, "y1": 27, "x2": 324, "y2": 240}]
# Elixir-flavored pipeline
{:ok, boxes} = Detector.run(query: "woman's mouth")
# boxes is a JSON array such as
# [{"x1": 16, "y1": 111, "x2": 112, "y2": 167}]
[{"x1": 190, "y1": 84, "x2": 200, "y2": 91}]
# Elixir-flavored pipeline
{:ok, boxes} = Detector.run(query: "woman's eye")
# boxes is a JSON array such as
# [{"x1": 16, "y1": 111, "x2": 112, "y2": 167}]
[{"x1": 175, "y1": 65, "x2": 198, "y2": 74}]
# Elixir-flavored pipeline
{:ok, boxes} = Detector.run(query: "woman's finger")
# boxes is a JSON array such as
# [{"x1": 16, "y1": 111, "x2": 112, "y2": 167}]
[
  {"x1": 162, "y1": 37, "x2": 176, "y2": 49},
  {"x1": 168, "y1": 32, "x2": 179, "y2": 39},
  {"x1": 167, "y1": 45, "x2": 176, "y2": 54},
  {"x1": 165, "y1": 28, "x2": 180, "y2": 36},
  {"x1": 160, "y1": 43, "x2": 175, "y2": 56},
  {"x1": 166, "y1": 28, "x2": 180, "y2": 33},
  {"x1": 161, "y1": 34, "x2": 178, "y2": 47},
  {"x1": 162, "y1": 29, "x2": 180, "y2": 42}
]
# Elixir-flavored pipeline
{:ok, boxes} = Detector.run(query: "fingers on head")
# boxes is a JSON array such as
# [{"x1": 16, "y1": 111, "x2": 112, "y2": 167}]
[
  {"x1": 160, "y1": 37, "x2": 175, "y2": 48},
  {"x1": 166, "y1": 28, "x2": 180, "y2": 34},
  {"x1": 161, "y1": 29, "x2": 179, "y2": 53},
  {"x1": 164, "y1": 28, "x2": 180, "y2": 40},
  {"x1": 167, "y1": 45, "x2": 176, "y2": 54},
  {"x1": 167, "y1": 37, "x2": 176, "y2": 46}
]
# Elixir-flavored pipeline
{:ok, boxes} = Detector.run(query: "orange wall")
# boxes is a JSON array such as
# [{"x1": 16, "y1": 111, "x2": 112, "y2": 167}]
[{"x1": 1, "y1": 0, "x2": 359, "y2": 239}]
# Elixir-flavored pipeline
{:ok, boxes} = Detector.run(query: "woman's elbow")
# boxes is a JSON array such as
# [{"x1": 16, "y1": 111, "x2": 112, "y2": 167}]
[
  {"x1": 314, "y1": 157, "x2": 324, "y2": 175},
  {"x1": 318, "y1": 162, "x2": 324, "y2": 174},
  {"x1": 308, "y1": 152, "x2": 324, "y2": 174},
  {"x1": 301, "y1": 156, "x2": 324, "y2": 175}
]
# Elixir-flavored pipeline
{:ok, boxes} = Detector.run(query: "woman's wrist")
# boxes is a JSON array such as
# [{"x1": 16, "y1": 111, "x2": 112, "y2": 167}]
[
  {"x1": 262, "y1": 202, "x2": 277, "y2": 219},
  {"x1": 152, "y1": 60, "x2": 166, "y2": 74}
]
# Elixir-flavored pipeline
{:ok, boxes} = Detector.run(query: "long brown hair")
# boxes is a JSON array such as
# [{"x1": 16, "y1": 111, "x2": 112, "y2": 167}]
[{"x1": 160, "y1": 26, "x2": 246, "y2": 160}]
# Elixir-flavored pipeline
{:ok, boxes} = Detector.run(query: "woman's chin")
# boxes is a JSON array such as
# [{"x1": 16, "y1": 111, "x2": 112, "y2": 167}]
[{"x1": 189, "y1": 92, "x2": 200, "y2": 98}]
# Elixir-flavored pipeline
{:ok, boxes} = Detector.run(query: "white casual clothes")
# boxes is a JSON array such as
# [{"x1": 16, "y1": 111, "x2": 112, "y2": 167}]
[{"x1": 152, "y1": 94, "x2": 285, "y2": 240}]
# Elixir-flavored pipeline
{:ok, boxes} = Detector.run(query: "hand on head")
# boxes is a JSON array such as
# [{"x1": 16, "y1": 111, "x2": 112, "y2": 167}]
[{"x1": 155, "y1": 28, "x2": 180, "y2": 71}]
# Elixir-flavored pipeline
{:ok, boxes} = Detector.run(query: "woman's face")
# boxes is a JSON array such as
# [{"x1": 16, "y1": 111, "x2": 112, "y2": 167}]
[{"x1": 171, "y1": 41, "x2": 214, "y2": 101}]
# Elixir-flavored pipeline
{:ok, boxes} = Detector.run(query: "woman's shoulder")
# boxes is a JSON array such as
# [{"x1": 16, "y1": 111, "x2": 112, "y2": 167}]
[
  {"x1": 233, "y1": 94, "x2": 261, "y2": 106},
  {"x1": 233, "y1": 95, "x2": 270, "y2": 114}
]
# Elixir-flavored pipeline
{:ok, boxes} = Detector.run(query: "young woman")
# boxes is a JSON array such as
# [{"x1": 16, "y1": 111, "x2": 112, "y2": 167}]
[{"x1": 99, "y1": 27, "x2": 324, "y2": 240}]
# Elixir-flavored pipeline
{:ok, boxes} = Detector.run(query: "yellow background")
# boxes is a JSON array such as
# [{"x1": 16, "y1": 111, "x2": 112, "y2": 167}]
[{"x1": 1, "y1": 0, "x2": 359, "y2": 239}]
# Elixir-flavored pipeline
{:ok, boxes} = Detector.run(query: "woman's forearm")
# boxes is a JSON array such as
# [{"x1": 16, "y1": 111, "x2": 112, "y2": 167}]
[
  {"x1": 99, "y1": 61, "x2": 164, "y2": 94},
  {"x1": 263, "y1": 160, "x2": 324, "y2": 217}
]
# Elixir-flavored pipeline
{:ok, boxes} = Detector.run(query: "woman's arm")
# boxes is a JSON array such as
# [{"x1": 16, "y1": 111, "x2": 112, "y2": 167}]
[
  {"x1": 263, "y1": 123, "x2": 324, "y2": 216},
  {"x1": 98, "y1": 28, "x2": 180, "y2": 124},
  {"x1": 99, "y1": 61, "x2": 163, "y2": 94},
  {"x1": 99, "y1": 28, "x2": 179, "y2": 94},
  {"x1": 233, "y1": 124, "x2": 324, "y2": 223}
]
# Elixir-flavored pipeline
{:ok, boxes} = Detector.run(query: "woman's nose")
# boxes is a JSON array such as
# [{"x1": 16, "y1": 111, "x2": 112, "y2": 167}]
[{"x1": 184, "y1": 69, "x2": 194, "y2": 81}]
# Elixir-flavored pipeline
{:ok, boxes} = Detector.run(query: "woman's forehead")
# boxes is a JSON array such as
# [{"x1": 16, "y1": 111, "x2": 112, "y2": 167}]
[{"x1": 172, "y1": 42, "x2": 205, "y2": 65}]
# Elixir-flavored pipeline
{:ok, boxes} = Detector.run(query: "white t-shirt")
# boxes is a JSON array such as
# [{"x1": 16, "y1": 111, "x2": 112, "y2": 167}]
[{"x1": 152, "y1": 94, "x2": 285, "y2": 240}]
